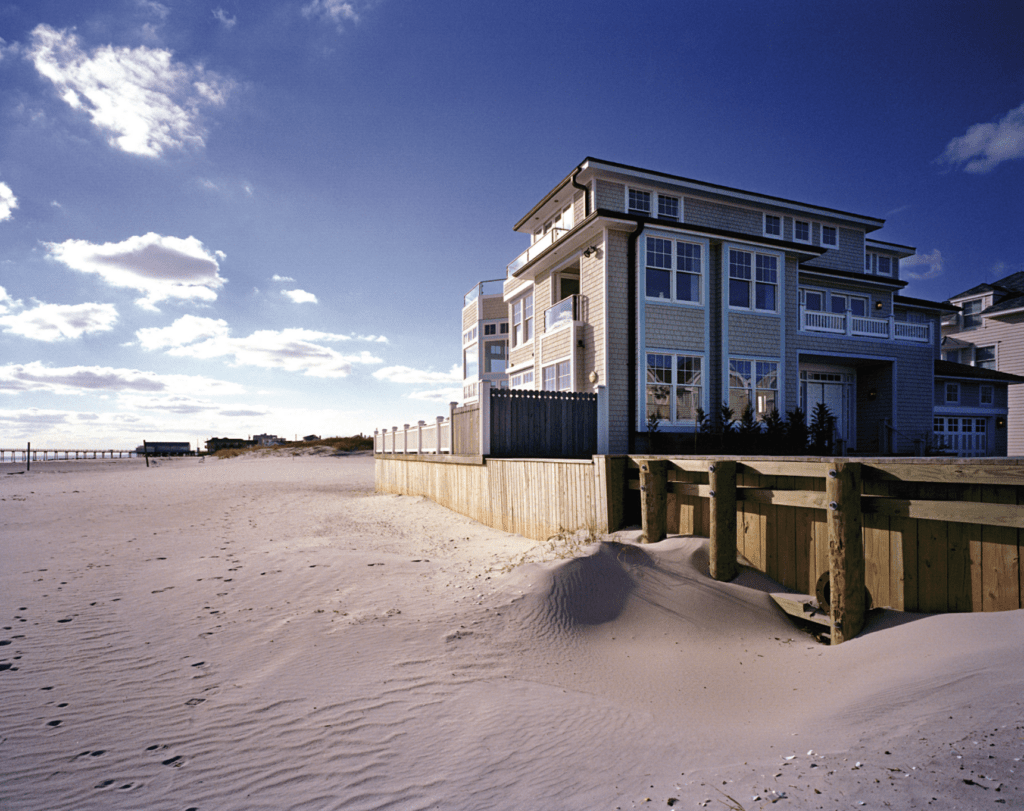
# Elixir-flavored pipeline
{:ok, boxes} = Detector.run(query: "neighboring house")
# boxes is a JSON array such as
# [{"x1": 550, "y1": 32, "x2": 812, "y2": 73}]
[
  {"x1": 135, "y1": 441, "x2": 192, "y2": 456},
  {"x1": 254, "y1": 433, "x2": 284, "y2": 446},
  {"x1": 932, "y1": 360, "x2": 1024, "y2": 456},
  {"x1": 302, "y1": 434, "x2": 321, "y2": 442},
  {"x1": 941, "y1": 272, "x2": 1024, "y2": 455},
  {"x1": 205, "y1": 437, "x2": 253, "y2": 453},
  {"x1": 464, "y1": 157, "x2": 959, "y2": 455}
]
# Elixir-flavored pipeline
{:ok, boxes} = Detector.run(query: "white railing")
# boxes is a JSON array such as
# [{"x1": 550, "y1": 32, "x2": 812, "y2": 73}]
[
  {"x1": 800, "y1": 308, "x2": 931, "y2": 343},
  {"x1": 507, "y1": 227, "x2": 570, "y2": 276},
  {"x1": 375, "y1": 415, "x2": 453, "y2": 455}
]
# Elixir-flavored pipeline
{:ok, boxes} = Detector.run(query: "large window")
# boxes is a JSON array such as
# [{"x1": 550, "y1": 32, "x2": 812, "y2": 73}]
[
  {"x1": 645, "y1": 353, "x2": 702, "y2": 424},
  {"x1": 645, "y1": 237, "x2": 702, "y2": 303},
  {"x1": 484, "y1": 340, "x2": 507, "y2": 374},
  {"x1": 729, "y1": 359, "x2": 779, "y2": 419},
  {"x1": 463, "y1": 346, "x2": 478, "y2": 380},
  {"x1": 542, "y1": 360, "x2": 571, "y2": 391},
  {"x1": 512, "y1": 291, "x2": 534, "y2": 346},
  {"x1": 730, "y1": 249, "x2": 778, "y2": 312}
]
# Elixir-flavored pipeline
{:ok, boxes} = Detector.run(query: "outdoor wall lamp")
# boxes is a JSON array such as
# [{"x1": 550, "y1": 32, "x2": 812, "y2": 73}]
[
  {"x1": 997, "y1": 417, "x2": 1006, "y2": 429},
  {"x1": 875, "y1": 300, "x2": 883, "y2": 310},
  {"x1": 583, "y1": 245, "x2": 599, "y2": 258},
  {"x1": 867, "y1": 389, "x2": 877, "y2": 401}
]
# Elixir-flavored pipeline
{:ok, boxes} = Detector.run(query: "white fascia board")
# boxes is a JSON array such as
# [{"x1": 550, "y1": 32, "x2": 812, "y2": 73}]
[{"x1": 579, "y1": 159, "x2": 886, "y2": 231}]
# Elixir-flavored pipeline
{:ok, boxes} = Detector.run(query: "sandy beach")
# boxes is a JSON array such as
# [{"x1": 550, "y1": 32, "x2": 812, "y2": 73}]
[{"x1": 1, "y1": 453, "x2": 1022, "y2": 810}]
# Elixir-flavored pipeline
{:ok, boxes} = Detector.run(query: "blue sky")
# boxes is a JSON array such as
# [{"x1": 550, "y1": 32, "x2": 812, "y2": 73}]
[{"x1": 1, "y1": 0, "x2": 1021, "y2": 448}]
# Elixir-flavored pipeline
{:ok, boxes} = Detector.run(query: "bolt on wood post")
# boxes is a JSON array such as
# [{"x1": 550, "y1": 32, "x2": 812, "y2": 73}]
[
  {"x1": 639, "y1": 459, "x2": 667, "y2": 544},
  {"x1": 827, "y1": 460, "x2": 864, "y2": 644},
  {"x1": 709, "y1": 460, "x2": 737, "y2": 581}
]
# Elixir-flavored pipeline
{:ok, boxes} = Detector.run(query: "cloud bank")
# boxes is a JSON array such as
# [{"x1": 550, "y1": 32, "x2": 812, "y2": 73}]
[
  {"x1": 0, "y1": 301, "x2": 118, "y2": 341},
  {"x1": 137, "y1": 315, "x2": 383, "y2": 377},
  {"x1": 46, "y1": 233, "x2": 227, "y2": 310},
  {"x1": 939, "y1": 100, "x2": 1024, "y2": 173},
  {"x1": 27, "y1": 24, "x2": 232, "y2": 157},
  {"x1": 0, "y1": 361, "x2": 243, "y2": 396}
]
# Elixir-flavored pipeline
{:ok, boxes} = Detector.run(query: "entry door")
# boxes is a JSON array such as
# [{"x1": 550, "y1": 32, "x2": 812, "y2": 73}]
[{"x1": 801, "y1": 370, "x2": 854, "y2": 447}]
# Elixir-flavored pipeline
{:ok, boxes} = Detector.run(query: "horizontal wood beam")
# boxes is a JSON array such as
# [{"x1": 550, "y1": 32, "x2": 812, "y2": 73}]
[
  {"x1": 863, "y1": 462, "x2": 1024, "y2": 487},
  {"x1": 862, "y1": 495, "x2": 1024, "y2": 530}
]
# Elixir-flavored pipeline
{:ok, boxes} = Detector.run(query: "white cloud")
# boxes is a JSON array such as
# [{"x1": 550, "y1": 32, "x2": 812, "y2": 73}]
[
  {"x1": 137, "y1": 0, "x2": 170, "y2": 19},
  {"x1": 27, "y1": 24, "x2": 232, "y2": 157},
  {"x1": 901, "y1": 249, "x2": 944, "y2": 281},
  {"x1": 272, "y1": 274, "x2": 295, "y2": 282},
  {"x1": 46, "y1": 232, "x2": 227, "y2": 310},
  {"x1": 0, "y1": 285, "x2": 21, "y2": 314},
  {"x1": 407, "y1": 386, "x2": 462, "y2": 402},
  {"x1": 0, "y1": 301, "x2": 117, "y2": 341},
  {"x1": 0, "y1": 361, "x2": 243, "y2": 396},
  {"x1": 0, "y1": 181, "x2": 17, "y2": 221},
  {"x1": 213, "y1": 8, "x2": 237, "y2": 29},
  {"x1": 302, "y1": 0, "x2": 360, "y2": 29},
  {"x1": 373, "y1": 364, "x2": 462, "y2": 384},
  {"x1": 939, "y1": 100, "x2": 1024, "y2": 173},
  {"x1": 283, "y1": 288, "x2": 318, "y2": 304},
  {"x1": 137, "y1": 315, "x2": 384, "y2": 377}
]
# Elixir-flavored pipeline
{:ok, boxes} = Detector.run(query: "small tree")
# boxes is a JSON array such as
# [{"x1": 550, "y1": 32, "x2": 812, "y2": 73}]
[
  {"x1": 762, "y1": 407, "x2": 786, "y2": 455},
  {"x1": 784, "y1": 406, "x2": 808, "y2": 455},
  {"x1": 736, "y1": 403, "x2": 762, "y2": 453},
  {"x1": 718, "y1": 403, "x2": 736, "y2": 452},
  {"x1": 809, "y1": 402, "x2": 836, "y2": 455},
  {"x1": 645, "y1": 412, "x2": 661, "y2": 453}
]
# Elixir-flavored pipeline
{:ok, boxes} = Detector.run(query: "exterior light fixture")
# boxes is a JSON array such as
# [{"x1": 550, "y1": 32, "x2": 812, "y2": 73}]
[
  {"x1": 875, "y1": 300, "x2": 883, "y2": 310},
  {"x1": 583, "y1": 245, "x2": 599, "y2": 258},
  {"x1": 997, "y1": 417, "x2": 1006, "y2": 429},
  {"x1": 867, "y1": 389, "x2": 877, "y2": 401}
]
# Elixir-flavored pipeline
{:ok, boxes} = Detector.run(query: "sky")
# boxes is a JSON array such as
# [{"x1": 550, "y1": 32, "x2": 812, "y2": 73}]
[{"x1": 0, "y1": 0, "x2": 1022, "y2": 449}]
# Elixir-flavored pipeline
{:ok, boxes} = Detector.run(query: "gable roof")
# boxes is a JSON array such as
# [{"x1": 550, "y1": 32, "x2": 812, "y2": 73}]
[
  {"x1": 934, "y1": 360, "x2": 1024, "y2": 385},
  {"x1": 948, "y1": 270, "x2": 1024, "y2": 303}
]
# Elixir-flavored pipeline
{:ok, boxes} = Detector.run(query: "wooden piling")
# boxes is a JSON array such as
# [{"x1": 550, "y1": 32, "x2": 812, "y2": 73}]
[
  {"x1": 827, "y1": 460, "x2": 864, "y2": 644},
  {"x1": 709, "y1": 460, "x2": 737, "y2": 581},
  {"x1": 639, "y1": 459, "x2": 667, "y2": 543}
]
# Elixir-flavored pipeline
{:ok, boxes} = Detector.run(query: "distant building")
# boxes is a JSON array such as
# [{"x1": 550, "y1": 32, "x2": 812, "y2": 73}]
[
  {"x1": 302, "y1": 434, "x2": 321, "y2": 442},
  {"x1": 205, "y1": 437, "x2": 253, "y2": 453},
  {"x1": 253, "y1": 433, "x2": 284, "y2": 446},
  {"x1": 136, "y1": 441, "x2": 192, "y2": 456}
]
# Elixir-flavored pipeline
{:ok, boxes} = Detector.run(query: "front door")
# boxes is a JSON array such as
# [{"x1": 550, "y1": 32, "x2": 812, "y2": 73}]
[{"x1": 800, "y1": 367, "x2": 855, "y2": 448}]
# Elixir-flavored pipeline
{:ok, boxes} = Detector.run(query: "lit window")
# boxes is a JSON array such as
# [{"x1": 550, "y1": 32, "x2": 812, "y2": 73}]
[
  {"x1": 764, "y1": 214, "x2": 782, "y2": 237},
  {"x1": 628, "y1": 189, "x2": 651, "y2": 215},
  {"x1": 821, "y1": 226, "x2": 838, "y2": 247},
  {"x1": 658, "y1": 195, "x2": 680, "y2": 220},
  {"x1": 729, "y1": 359, "x2": 779, "y2": 420}
]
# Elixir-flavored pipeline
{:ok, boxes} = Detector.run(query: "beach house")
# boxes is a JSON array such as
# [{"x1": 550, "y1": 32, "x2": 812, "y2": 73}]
[
  {"x1": 941, "y1": 271, "x2": 1024, "y2": 455},
  {"x1": 462, "y1": 158, "x2": 956, "y2": 455}
]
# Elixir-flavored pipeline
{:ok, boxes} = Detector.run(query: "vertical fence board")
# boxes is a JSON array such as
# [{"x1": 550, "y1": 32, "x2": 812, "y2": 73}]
[{"x1": 981, "y1": 485, "x2": 1021, "y2": 612}]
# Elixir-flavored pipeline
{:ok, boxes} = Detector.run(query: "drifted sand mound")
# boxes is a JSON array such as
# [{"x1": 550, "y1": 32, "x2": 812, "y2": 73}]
[{"x1": 1, "y1": 455, "x2": 1021, "y2": 810}]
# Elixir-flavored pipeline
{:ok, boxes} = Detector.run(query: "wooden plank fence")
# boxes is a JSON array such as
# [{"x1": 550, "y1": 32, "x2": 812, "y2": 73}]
[{"x1": 489, "y1": 389, "x2": 597, "y2": 458}]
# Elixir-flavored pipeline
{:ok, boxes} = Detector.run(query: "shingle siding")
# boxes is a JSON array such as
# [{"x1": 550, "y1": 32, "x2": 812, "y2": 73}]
[
  {"x1": 728, "y1": 312, "x2": 781, "y2": 355},
  {"x1": 645, "y1": 304, "x2": 704, "y2": 350},
  {"x1": 685, "y1": 197, "x2": 761, "y2": 235}
]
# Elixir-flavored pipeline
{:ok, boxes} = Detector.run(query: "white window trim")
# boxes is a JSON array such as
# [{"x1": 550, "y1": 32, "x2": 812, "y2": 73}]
[
  {"x1": 820, "y1": 224, "x2": 839, "y2": 248},
  {"x1": 728, "y1": 246, "x2": 782, "y2": 314},
  {"x1": 763, "y1": 213, "x2": 782, "y2": 238},
  {"x1": 865, "y1": 252, "x2": 894, "y2": 276},
  {"x1": 643, "y1": 349, "x2": 706, "y2": 429},
  {"x1": 729, "y1": 356, "x2": 781, "y2": 420},
  {"x1": 974, "y1": 344, "x2": 997, "y2": 368},
  {"x1": 643, "y1": 233, "x2": 707, "y2": 307},
  {"x1": 657, "y1": 193, "x2": 681, "y2": 221},
  {"x1": 793, "y1": 218, "x2": 813, "y2": 245},
  {"x1": 511, "y1": 290, "x2": 534, "y2": 348},
  {"x1": 626, "y1": 186, "x2": 653, "y2": 216},
  {"x1": 509, "y1": 367, "x2": 535, "y2": 389},
  {"x1": 541, "y1": 357, "x2": 573, "y2": 392}
]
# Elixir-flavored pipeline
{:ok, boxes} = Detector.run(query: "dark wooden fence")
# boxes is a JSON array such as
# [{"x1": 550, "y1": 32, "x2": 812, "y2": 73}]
[{"x1": 490, "y1": 389, "x2": 597, "y2": 459}]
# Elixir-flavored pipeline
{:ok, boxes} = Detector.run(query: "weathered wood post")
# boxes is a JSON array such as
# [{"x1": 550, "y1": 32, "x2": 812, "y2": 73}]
[
  {"x1": 593, "y1": 455, "x2": 626, "y2": 534},
  {"x1": 448, "y1": 402, "x2": 457, "y2": 454},
  {"x1": 639, "y1": 459, "x2": 667, "y2": 543},
  {"x1": 709, "y1": 460, "x2": 737, "y2": 581},
  {"x1": 144, "y1": 440, "x2": 149, "y2": 468},
  {"x1": 26, "y1": 441, "x2": 30, "y2": 472},
  {"x1": 826, "y1": 460, "x2": 864, "y2": 644}
]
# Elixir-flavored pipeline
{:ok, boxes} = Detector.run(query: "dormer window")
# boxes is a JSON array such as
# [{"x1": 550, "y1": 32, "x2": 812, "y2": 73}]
[
  {"x1": 961, "y1": 298, "x2": 983, "y2": 329},
  {"x1": 658, "y1": 194, "x2": 680, "y2": 221},
  {"x1": 821, "y1": 225, "x2": 838, "y2": 247},
  {"x1": 794, "y1": 219, "x2": 812, "y2": 244},
  {"x1": 763, "y1": 214, "x2": 782, "y2": 238},
  {"x1": 628, "y1": 189, "x2": 652, "y2": 215},
  {"x1": 865, "y1": 253, "x2": 893, "y2": 276}
]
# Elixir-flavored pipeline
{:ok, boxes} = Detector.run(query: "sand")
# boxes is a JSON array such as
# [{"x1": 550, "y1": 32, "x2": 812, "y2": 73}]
[{"x1": 1, "y1": 453, "x2": 1022, "y2": 811}]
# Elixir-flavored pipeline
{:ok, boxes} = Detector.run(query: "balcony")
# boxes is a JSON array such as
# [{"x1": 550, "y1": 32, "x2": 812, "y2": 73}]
[
  {"x1": 544, "y1": 294, "x2": 580, "y2": 333},
  {"x1": 507, "y1": 227, "x2": 570, "y2": 276},
  {"x1": 464, "y1": 279, "x2": 505, "y2": 308},
  {"x1": 800, "y1": 307, "x2": 931, "y2": 343}
]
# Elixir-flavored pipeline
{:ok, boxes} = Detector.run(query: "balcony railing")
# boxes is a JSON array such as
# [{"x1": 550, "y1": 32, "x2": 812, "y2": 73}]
[
  {"x1": 464, "y1": 279, "x2": 506, "y2": 308},
  {"x1": 507, "y1": 227, "x2": 570, "y2": 276},
  {"x1": 800, "y1": 307, "x2": 931, "y2": 343},
  {"x1": 544, "y1": 294, "x2": 580, "y2": 333}
]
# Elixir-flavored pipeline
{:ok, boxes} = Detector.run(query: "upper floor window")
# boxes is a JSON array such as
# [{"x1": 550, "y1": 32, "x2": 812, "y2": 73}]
[
  {"x1": 821, "y1": 225, "x2": 838, "y2": 247},
  {"x1": 463, "y1": 326, "x2": 477, "y2": 345},
  {"x1": 729, "y1": 249, "x2": 778, "y2": 312},
  {"x1": 945, "y1": 382, "x2": 959, "y2": 404},
  {"x1": 980, "y1": 385, "x2": 994, "y2": 405},
  {"x1": 829, "y1": 293, "x2": 867, "y2": 317},
  {"x1": 484, "y1": 340, "x2": 507, "y2": 374},
  {"x1": 794, "y1": 219, "x2": 812, "y2": 244},
  {"x1": 464, "y1": 346, "x2": 478, "y2": 380},
  {"x1": 764, "y1": 214, "x2": 782, "y2": 238},
  {"x1": 512, "y1": 291, "x2": 534, "y2": 346},
  {"x1": 646, "y1": 353, "x2": 702, "y2": 424},
  {"x1": 628, "y1": 189, "x2": 652, "y2": 215},
  {"x1": 865, "y1": 253, "x2": 893, "y2": 276},
  {"x1": 975, "y1": 345, "x2": 996, "y2": 369},
  {"x1": 645, "y1": 237, "x2": 703, "y2": 304},
  {"x1": 961, "y1": 298, "x2": 983, "y2": 329},
  {"x1": 658, "y1": 194, "x2": 680, "y2": 221}
]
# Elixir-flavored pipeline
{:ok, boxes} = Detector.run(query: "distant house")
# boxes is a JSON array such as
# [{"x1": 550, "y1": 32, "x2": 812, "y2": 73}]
[
  {"x1": 253, "y1": 433, "x2": 284, "y2": 446},
  {"x1": 932, "y1": 361, "x2": 1024, "y2": 456},
  {"x1": 942, "y1": 271, "x2": 1024, "y2": 455},
  {"x1": 135, "y1": 441, "x2": 192, "y2": 456},
  {"x1": 302, "y1": 434, "x2": 321, "y2": 442},
  {"x1": 205, "y1": 437, "x2": 253, "y2": 453}
]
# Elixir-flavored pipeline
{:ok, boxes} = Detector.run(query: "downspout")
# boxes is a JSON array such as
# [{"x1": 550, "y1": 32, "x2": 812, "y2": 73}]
[
  {"x1": 627, "y1": 218, "x2": 643, "y2": 453},
  {"x1": 570, "y1": 169, "x2": 591, "y2": 217}
]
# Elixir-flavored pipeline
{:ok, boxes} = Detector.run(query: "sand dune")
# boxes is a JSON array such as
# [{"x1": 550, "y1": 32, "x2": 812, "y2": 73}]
[{"x1": 1, "y1": 454, "x2": 1021, "y2": 810}]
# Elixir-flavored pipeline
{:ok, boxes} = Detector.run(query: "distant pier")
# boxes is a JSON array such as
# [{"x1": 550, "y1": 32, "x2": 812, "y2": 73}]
[{"x1": 1, "y1": 449, "x2": 139, "y2": 463}]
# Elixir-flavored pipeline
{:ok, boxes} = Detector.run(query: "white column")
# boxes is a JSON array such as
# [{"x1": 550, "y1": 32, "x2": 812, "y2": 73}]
[
  {"x1": 436, "y1": 416, "x2": 444, "y2": 454},
  {"x1": 417, "y1": 421, "x2": 425, "y2": 454}
]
